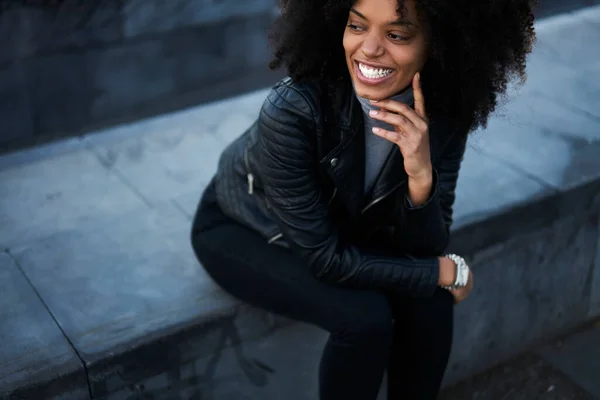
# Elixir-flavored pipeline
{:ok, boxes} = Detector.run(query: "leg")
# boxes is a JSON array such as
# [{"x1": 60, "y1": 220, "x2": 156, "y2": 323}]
[
  {"x1": 191, "y1": 191, "x2": 392, "y2": 400},
  {"x1": 386, "y1": 288, "x2": 454, "y2": 400}
]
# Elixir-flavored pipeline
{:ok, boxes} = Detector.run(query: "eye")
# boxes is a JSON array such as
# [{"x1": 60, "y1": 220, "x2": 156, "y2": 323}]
[
  {"x1": 347, "y1": 23, "x2": 365, "y2": 32},
  {"x1": 388, "y1": 33, "x2": 409, "y2": 42}
]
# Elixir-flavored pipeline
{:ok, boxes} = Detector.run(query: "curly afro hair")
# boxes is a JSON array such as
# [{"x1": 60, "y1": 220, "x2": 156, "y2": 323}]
[{"x1": 268, "y1": 0, "x2": 537, "y2": 135}]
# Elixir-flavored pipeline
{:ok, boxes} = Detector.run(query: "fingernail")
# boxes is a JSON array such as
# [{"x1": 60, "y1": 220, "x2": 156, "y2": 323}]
[
  {"x1": 416, "y1": 72, "x2": 420, "y2": 81},
  {"x1": 369, "y1": 110, "x2": 378, "y2": 116},
  {"x1": 372, "y1": 127, "x2": 380, "y2": 133},
  {"x1": 370, "y1": 99, "x2": 378, "y2": 103}
]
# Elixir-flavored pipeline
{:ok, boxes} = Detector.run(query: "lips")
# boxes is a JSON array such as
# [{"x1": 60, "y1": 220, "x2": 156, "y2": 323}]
[{"x1": 354, "y1": 61, "x2": 395, "y2": 85}]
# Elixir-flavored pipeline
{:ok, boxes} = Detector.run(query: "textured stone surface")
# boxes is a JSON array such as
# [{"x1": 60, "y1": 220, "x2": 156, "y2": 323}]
[
  {"x1": 84, "y1": 121, "x2": 227, "y2": 206},
  {"x1": 580, "y1": 3, "x2": 600, "y2": 24},
  {"x1": 534, "y1": 15, "x2": 600, "y2": 67},
  {"x1": 173, "y1": 191, "x2": 203, "y2": 221},
  {"x1": 100, "y1": 322, "x2": 325, "y2": 400},
  {"x1": 10, "y1": 204, "x2": 255, "y2": 397},
  {"x1": 523, "y1": 46, "x2": 600, "y2": 119},
  {"x1": 537, "y1": 324, "x2": 600, "y2": 398},
  {"x1": 535, "y1": 0, "x2": 600, "y2": 18},
  {"x1": 0, "y1": 253, "x2": 89, "y2": 400},
  {"x1": 471, "y1": 93, "x2": 600, "y2": 192},
  {"x1": 83, "y1": 87, "x2": 261, "y2": 206},
  {"x1": 0, "y1": 65, "x2": 34, "y2": 143},
  {"x1": 441, "y1": 352, "x2": 596, "y2": 400},
  {"x1": 451, "y1": 144, "x2": 552, "y2": 230},
  {"x1": 0, "y1": 146, "x2": 145, "y2": 249},
  {"x1": 26, "y1": 51, "x2": 92, "y2": 136},
  {"x1": 33, "y1": 0, "x2": 122, "y2": 52},
  {"x1": 123, "y1": 0, "x2": 275, "y2": 38},
  {"x1": 591, "y1": 217, "x2": 600, "y2": 317},
  {"x1": 0, "y1": 136, "x2": 84, "y2": 170},
  {"x1": 445, "y1": 207, "x2": 599, "y2": 385},
  {"x1": 0, "y1": 0, "x2": 121, "y2": 63},
  {"x1": 0, "y1": 0, "x2": 278, "y2": 147},
  {"x1": 168, "y1": 12, "x2": 274, "y2": 93},
  {"x1": 88, "y1": 39, "x2": 176, "y2": 122},
  {"x1": 0, "y1": 5, "x2": 38, "y2": 65}
]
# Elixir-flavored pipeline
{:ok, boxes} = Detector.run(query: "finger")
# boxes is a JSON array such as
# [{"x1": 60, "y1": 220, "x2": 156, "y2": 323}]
[
  {"x1": 452, "y1": 292, "x2": 463, "y2": 304},
  {"x1": 372, "y1": 127, "x2": 406, "y2": 145},
  {"x1": 368, "y1": 109, "x2": 418, "y2": 135},
  {"x1": 413, "y1": 72, "x2": 427, "y2": 120},
  {"x1": 371, "y1": 99, "x2": 427, "y2": 130}
]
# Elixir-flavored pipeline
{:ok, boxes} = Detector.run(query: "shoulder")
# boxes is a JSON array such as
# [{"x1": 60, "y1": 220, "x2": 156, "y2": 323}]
[
  {"x1": 260, "y1": 77, "x2": 325, "y2": 124},
  {"x1": 256, "y1": 79, "x2": 327, "y2": 164}
]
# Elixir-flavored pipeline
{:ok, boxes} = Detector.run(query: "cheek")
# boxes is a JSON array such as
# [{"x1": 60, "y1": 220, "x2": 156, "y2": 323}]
[
  {"x1": 343, "y1": 34, "x2": 360, "y2": 58},
  {"x1": 390, "y1": 44, "x2": 427, "y2": 70}
]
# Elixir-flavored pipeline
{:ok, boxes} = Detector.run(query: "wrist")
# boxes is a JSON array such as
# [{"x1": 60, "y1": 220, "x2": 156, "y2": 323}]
[
  {"x1": 437, "y1": 257, "x2": 456, "y2": 287},
  {"x1": 407, "y1": 171, "x2": 433, "y2": 206},
  {"x1": 408, "y1": 167, "x2": 433, "y2": 187},
  {"x1": 440, "y1": 254, "x2": 471, "y2": 290}
]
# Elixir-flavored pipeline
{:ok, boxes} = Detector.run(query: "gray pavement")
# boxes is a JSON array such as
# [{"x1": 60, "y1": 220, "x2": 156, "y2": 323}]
[{"x1": 1, "y1": 5, "x2": 600, "y2": 399}]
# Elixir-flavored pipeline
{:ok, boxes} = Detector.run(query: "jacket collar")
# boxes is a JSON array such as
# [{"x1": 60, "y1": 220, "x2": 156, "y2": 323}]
[{"x1": 320, "y1": 79, "x2": 408, "y2": 217}]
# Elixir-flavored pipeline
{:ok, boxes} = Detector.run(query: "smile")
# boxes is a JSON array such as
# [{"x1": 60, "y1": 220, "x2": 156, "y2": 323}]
[{"x1": 355, "y1": 61, "x2": 395, "y2": 84}]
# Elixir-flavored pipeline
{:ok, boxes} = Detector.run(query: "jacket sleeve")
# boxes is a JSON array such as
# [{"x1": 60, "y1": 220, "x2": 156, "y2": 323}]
[
  {"x1": 393, "y1": 128, "x2": 468, "y2": 256},
  {"x1": 257, "y1": 85, "x2": 440, "y2": 298}
]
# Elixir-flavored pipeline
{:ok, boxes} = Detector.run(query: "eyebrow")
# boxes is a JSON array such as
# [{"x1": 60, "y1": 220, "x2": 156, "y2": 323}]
[{"x1": 349, "y1": 8, "x2": 416, "y2": 28}]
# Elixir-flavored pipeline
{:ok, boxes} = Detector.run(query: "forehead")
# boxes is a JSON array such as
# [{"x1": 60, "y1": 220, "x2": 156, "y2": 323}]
[{"x1": 351, "y1": 0, "x2": 418, "y2": 22}]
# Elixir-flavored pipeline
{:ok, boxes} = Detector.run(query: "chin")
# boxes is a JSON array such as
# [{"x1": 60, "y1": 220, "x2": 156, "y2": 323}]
[
  {"x1": 353, "y1": 84, "x2": 388, "y2": 101},
  {"x1": 352, "y1": 79, "x2": 398, "y2": 100}
]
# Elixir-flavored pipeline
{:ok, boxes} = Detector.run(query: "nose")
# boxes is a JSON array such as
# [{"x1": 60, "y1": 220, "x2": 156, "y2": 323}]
[{"x1": 361, "y1": 32, "x2": 385, "y2": 58}]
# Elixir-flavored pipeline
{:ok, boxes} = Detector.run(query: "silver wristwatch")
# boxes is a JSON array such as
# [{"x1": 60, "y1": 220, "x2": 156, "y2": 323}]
[{"x1": 441, "y1": 253, "x2": 470, "y2": 290}]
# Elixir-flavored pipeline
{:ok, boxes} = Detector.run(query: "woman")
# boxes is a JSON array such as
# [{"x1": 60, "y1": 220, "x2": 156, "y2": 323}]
[{"x1": 191, "y1": 0, "x2": 536, "y2": 398}]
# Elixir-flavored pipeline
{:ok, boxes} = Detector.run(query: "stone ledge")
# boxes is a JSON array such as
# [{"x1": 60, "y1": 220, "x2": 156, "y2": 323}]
[
  {"x1": 0, "y1": 253, "x2": 89, "y2": 400},
  {"x1": 2, "y1": 171, "x2": 599, "y2": 399}
]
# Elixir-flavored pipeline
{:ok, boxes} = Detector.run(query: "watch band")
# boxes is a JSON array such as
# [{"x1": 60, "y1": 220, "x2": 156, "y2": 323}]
[{"x1": 441, "y1": 253, "x2": 469, "y2": 290}]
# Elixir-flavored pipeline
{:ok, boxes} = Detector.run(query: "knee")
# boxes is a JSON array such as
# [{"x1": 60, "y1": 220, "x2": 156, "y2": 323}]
[{"x1": 332, "y1": 295, "x2": 394, "y2": 346}]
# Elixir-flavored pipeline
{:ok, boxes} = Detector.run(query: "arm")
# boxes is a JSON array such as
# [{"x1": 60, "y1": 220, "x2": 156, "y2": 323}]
[
  {"x1": 395, "y1": 130, "x2": 468, "y2": 256},
  {"x1": 258, "y1": 85, "x2": 441, "y2": 298}
]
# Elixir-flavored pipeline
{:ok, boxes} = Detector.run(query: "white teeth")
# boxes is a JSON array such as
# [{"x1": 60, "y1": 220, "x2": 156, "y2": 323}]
[{"x1": 358, "y1": 63, "x2": 393, "y2": 79}]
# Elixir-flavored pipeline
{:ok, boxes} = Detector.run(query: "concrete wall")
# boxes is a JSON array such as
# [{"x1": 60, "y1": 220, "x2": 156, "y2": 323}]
[
  {"x1": 2, "y1": 0, "x2": 600, "y2": 151},
  {"x1": 445, "y1": 179, "x2": 600, "y2": 385},
  {"x1": 0, "y1": 0, "x2": 280, "y2": 150}
]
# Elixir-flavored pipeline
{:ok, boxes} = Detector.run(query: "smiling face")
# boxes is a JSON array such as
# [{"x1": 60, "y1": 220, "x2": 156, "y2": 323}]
[{"x1": 343, "y1": 0, "x2": 428, "y2": 100}]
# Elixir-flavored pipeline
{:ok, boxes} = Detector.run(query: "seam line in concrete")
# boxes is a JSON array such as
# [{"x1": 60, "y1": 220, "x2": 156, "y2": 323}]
[
  {"x1": 171, "y1": 198, "x2": 192, "y2": 221},
  {"x1": 5, "y1": 249, "x2": 94, "y2": 400},
  {"x1": 83, "y1": 142, "x2": 156, "y2": 210},
  {"x1": 532, "y1": 90, "x2": 600, "y2": 122},
  {"x1": 472, "y1": 147, "x2": 561, "y2": 193}
]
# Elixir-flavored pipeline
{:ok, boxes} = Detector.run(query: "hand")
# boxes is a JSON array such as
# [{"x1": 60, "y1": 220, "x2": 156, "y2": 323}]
[
  {"x1": 369, "y1": 72, "x2": 432, "y2": 183},
  {"x1": 449, "y1": 271, "x2": 474, "y2": 304}
]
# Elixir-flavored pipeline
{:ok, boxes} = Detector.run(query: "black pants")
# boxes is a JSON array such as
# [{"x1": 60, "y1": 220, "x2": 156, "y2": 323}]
[{"x1": 191, "y1": 184, "x2": 454, "y2": 400}]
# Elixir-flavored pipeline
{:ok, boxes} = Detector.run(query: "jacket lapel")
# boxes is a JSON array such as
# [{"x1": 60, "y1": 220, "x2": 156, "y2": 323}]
[
  {"x1": 320, "y1": 84, "x2": 366, "y2": 218},
  {"x1": 367, "y1": 145, "x2": 407, "y2": 205}
]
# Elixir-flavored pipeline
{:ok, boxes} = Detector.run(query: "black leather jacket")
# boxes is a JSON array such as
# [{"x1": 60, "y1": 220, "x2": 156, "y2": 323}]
[{"x1": 212, "y1": 77, "x2": 467, "y2": 298}]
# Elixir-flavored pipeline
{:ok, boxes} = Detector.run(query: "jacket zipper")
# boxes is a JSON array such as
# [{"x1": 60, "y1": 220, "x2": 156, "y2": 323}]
[
  {"x1": 328, "y1": 188, "x2": 338, "y2": 206},
  {"x1": 244, "y1": 147, "x2": 254, "y2": 195},
  {"x1": 245, "y1": 144, "x2": 278, "y2": 243},
  {"x1": 267, "y1": 233, "x2": 283, "y2": 244},
  {"x1": 361, "y1": 182, "x2": 403, "y2": 214}
]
